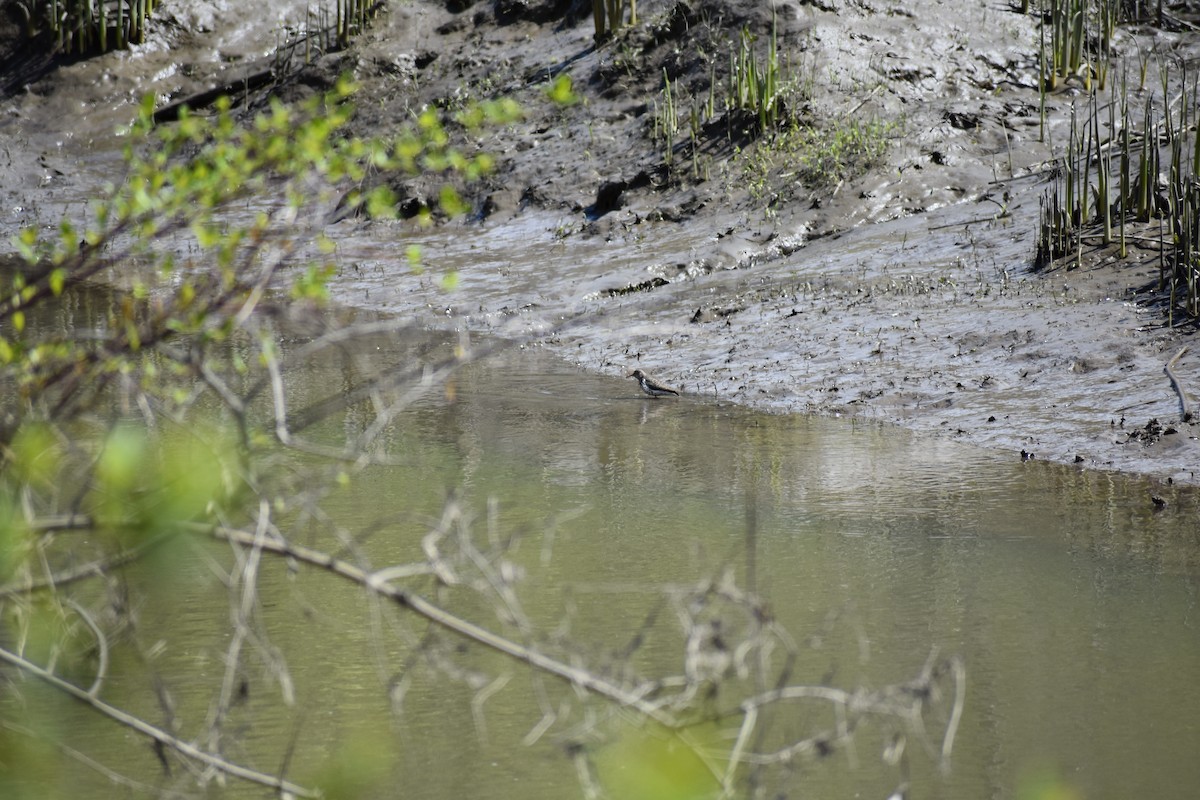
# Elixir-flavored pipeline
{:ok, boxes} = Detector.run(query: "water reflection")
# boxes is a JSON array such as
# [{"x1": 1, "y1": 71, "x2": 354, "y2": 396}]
[
  {"x1": 7, "y1": 313, "x2": 1200, "y2": 799},
  {"x1": 289, "y1": 330, "x2": 1200, "y2": 799}
]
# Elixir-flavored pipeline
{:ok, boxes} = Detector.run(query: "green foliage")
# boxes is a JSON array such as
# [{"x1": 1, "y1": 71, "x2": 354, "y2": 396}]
[
  {"x1": 728, "y1": 20, "x2": 783, "y2": 132},
  {"x1": 592, "y1": 720, "x2": 724, "y2": 800},
  {"x1": 1036, "y1": 63, "x2": 1200, "y2": 320},
  {"x1": 17, "y1": 0, "x2": 160, "y2": 54},
  {"x1": 0, "y1": 690, "x2": 64, "y2": 800},
  {"x1": 0, "y1": 74, "x2": 513, "y2": 630},
  {"x1": 0, "y1": 59, "x2": 528, "y2": 800},
  {"x1": 792, "y1": 118, "x2": 895, "y2": 187},
  {"x1": 335, "y1": 0, "x2": 379, "y2": 48},
  {"x1": 737, "y1": 116, "x2": 895, "y2": 209},
  {"x1": 1017, "y1": 764, "x2": 1083, "y2": 800},
  {"x1": 1, "y1": 76, "x2": 505, "y2": 429},
  {"x1": 651, "y1": 13, "x2": 814, "y2": 182},
  {"x1": 89, "y1": 424, "x2": 238, "y2": 538},
  {"x1": 303, "y1": 730, "x2": 394, "y2": 799},
  {"x1": 545, "y1": 74, "x2": 580, "y2": 107},
  {"x1": 1038, "y1": 0, "x2": 1120, "y2": 94}
]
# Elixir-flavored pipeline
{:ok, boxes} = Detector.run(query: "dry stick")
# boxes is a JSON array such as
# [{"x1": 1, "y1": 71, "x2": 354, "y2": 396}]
[
  {"x1": 725, "y1": 651, "x2": 965, "y2": 782},
  {"x1": 0, "y1": 523, "x2": 174, "y2": 597},
  {"x1": 203, "y1": 522, "x2": 681, "y2": 728},
  {"x1": 206, "y1": 521, "x2": 737, "y2": 790},
  {"x1": 942, "y1": 655, "x2": 966, "y2": 772},
  {"x1": 206, "y1": 500, "x2": 278, "y2": 766},
  {"x1": 64, "y1": 598, "x2": 109, "y2": 698},
  {"x1": 1165, "y1": 345, "x2": 1193, "y2": 421},
  {"x1": 0, "y1": 645, "x2": 318, "y2": 798},
  {"x1": 0, "y1": 718, "x2": 166, "y2": 795}
]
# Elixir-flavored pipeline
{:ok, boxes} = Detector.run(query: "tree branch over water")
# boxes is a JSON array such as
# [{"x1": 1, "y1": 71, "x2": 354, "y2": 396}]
[
  {"x1": 0, "y1": 77, "x2": 964, "y2": 799},
  {"x1": 0, "y1": 644, "x2": 318, "y2": 798}
]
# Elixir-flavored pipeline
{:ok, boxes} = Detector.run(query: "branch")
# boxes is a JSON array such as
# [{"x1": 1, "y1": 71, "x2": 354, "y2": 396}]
[
  {"x1": 201, "y1": 521, "x2": 682, "y2": 729},
  {"x1": 723, "y1": 650, "x2": 966, "y2": 787},
  {"x1": 1165, "y1": 346, "x2": 1192, "y2": 422},
  {"x1": 0, "y1": 645, "x2": 319, "y2": 798},
  {"x1": 64, "y1": 598, "x2": 109, "y2": 698},
  {"x1": 0, "y1": 522, "x2": 176, "y2": 598}
]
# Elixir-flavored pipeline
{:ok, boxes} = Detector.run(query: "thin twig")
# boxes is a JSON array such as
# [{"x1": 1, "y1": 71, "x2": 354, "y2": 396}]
[
  {"x1": 0, "y1": 645, "x2": 318, "y2": 798},
  {"x1": 941, "y1": 656, "x2": 966, "y2": 774},
  {"x1": 65, "y1": 598, "x2": 109, "y2": 698},
  {"x1": 0, "y1": 525, "x2": 175, "y2": 597},
  {"x1": 201, "y1": 521, "x2": 680, "y2": 727},
  {"x1": 0, "y1": 719, "x2": 170, "y2": 796},
  {"x1": 1165, "y1": 346, "x2": 1193, "y2": 422}
]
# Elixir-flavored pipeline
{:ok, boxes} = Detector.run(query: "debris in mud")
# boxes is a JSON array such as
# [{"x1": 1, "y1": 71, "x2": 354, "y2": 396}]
[
  {"x1": 944, "y1": 110, "x2": 980, "y2": 130},
  {"x1": 587, "y1": 180, "x2": 628, "y2": 218},
  {"x1": 690, "y1": 306, "x2": 742, "y2": 323},
  {"x1": 596, "y1": 277, "x2": 669, "y2": 297},
  {"x1": 1122, "y1": 418, "x2": 1178, "y2": 445}
]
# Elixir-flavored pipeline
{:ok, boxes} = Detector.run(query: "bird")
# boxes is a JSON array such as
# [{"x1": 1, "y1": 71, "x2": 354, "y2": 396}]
[{"x1": 628, "y1": 369, "x2": 679, "y2": 397}]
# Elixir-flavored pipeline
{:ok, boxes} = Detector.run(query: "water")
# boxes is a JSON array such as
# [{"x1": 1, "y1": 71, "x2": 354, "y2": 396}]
[{"x1": 4, "y1": 316, "x2": 1200, "y2": 799}]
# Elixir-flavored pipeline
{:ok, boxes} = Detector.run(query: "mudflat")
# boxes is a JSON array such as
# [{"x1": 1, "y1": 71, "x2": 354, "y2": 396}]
[{"x1": 1, "y1": 0, "x2": 1197, "y2": 482}]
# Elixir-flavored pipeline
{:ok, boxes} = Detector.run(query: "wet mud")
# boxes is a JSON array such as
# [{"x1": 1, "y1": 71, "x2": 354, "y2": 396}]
[{"x1": 1, "y1": 0, "x2": 1198, "y2": 483}]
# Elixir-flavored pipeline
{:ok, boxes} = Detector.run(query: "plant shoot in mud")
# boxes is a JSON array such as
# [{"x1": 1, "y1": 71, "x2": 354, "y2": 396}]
[
  {"x1": 737, "y1": 115, "x2": 896, "y2": 211},
  {"x1": 1035, "y1": 50, "x2": 1200, "y2": 321}
]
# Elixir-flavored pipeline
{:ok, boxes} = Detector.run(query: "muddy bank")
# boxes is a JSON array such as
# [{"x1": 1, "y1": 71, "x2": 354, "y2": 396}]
[{"x1": 1, "y1": 0, "x2": 1197, "y2": 484}]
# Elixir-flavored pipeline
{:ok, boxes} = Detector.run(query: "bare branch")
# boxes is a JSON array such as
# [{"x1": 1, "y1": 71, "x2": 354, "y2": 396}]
[
  {"x1": 0, "y1": 645, "x2": 319, "y2": 798},
  {"x1": 64, "y1": 598, "x2": 109, "y2": 698},
  {"x1": 201, "y1": 521, "x2": 682, "y2": 729},
  {"x1": 0, "y1": 719, "x2": 181, "y2": 797},
  {"x1": 0, "y1": 524, "x2": 175, "y2": 597}
]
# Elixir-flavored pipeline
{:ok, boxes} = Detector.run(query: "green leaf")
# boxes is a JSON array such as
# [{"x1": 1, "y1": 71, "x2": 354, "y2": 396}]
[
  {"x1": 49, "y1": 268, "x2": 66, "y2": 296},
  {"x1": 438, "y1": 186, "x2": 469, "y2": 217},
  {"x1": 365, "y1": 186, "x2": 398, "y2": 219},
  {"x1": 406, "y1": 244, "x2": 423, "y2": 273},
  {"x1": 58, "y1": 220, "x2": 78, "y2": 257},
  {"x1": 11, "y1": 311, "x2": 24, "y2": 333},
  {"x1": 291, "y1": 264, "x2": 335, "y2": 303},
  {"x1": 546, "y1": 74, "x2": 579, "y2": 107},
  {"x1": 8, "y1": 423, "x2": 62, "y2": 489},
  {"x1": 13, "y1": 227, "x2": 39, "y2": 263}
]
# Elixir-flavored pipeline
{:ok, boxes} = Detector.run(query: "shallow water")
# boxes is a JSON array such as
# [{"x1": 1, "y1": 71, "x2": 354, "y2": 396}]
[{"x1": 12, "y1": 319, "x2": 1198, "y2": 800}]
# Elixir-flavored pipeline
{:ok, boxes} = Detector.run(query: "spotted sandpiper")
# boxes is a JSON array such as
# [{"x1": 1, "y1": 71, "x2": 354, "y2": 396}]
[{"x1": 628, "y1": 369, "x2": 679, "y2": 397}]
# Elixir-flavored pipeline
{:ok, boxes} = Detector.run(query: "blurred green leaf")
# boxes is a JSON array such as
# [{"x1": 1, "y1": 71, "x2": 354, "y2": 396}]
[
  {"x1": 366, "y1": 185, "x2": 398, "y2": 219},
  {"x1": 306, "y1": 731, "x2": 393, "y2": 800},
  {"x1": 546, "y1": 74, "x2": 580, "y2": 106},
  {"x1": 439, "y1": 185, "x2": 469, "y2": 217},
  {"x1": 48, "y1": 268, "x2": 65, "y2": 296},
  {"x1": 9, "y1": 423, "x2": 62, "y2": 490},
  {"x1": 593, "y1": 721, "x2": 723, "y2": 800},
  {"x1": 406, "y1": 244, "x2": 423, "y2": 273}
]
